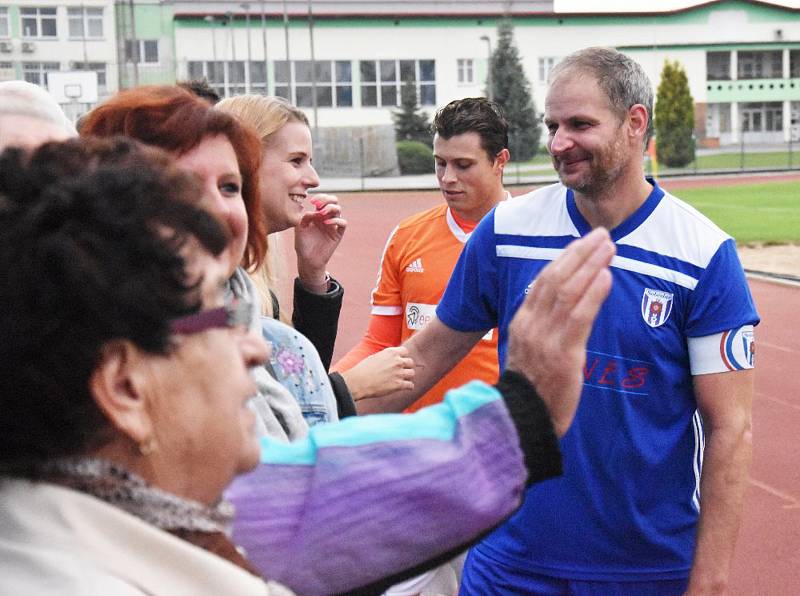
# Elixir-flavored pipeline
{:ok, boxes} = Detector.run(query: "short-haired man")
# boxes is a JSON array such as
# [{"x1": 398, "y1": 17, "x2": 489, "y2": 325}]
[
  {"x1": 334, "y1": 97, "x2": 510, "y2": 413},
  {"x1": 377, "y1": 47, "x2": 759, "y2": 594},
  {"x1": 0, "y1": 80, "x2": 76, "y2": 151}
]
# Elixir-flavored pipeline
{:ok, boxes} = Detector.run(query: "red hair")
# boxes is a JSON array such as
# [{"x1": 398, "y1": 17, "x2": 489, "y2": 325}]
[{"x1": 81, "y1": 85, "x2": 267, "y2": 270}]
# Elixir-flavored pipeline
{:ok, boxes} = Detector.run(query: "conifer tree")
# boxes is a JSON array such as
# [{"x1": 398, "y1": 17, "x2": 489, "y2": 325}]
[
  {"x1": 655, "y1": 60, "x2": 696, "y2": 168},
  {"x1": 489, "y1": 19, "x2": 541, "y2": 161},
  {"x1": 392, "y1": 78, "x2": 432, "y2": 147}
]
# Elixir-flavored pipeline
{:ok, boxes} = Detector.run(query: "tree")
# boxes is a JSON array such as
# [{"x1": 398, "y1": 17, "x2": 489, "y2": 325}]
[
  {"x1": 489, "y1": 19, "x2": 541, "y2": 161},
  {"x1": 392, "y1": 78, "x2": 432, "y2": 147},
  {"x1": 655, "y1": 60, "x2": 696, "y2": 168}
]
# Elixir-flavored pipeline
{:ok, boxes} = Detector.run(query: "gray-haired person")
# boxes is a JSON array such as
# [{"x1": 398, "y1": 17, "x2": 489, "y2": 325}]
[{"x1": 0, "y1": 80, "x2": 76, "y2": 151}]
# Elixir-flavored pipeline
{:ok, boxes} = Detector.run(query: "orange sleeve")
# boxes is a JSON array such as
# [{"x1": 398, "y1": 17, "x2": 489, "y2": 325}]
[
  {"x1": 331, "y1": 314, "x2": 403, "y2": 372},
  {"x1": 370, "y1": 226, "x2": 403, "y2": 313}
]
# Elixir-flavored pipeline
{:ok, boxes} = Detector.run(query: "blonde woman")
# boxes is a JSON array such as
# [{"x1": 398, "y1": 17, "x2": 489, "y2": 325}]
[{"x1": 217, "y1": 95, "x2": 414, "y2": 414}]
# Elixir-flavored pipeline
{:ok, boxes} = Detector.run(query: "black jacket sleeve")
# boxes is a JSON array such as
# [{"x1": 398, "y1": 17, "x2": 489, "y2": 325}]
[
  {"x1": 339, "y1": 370, "x2": 562, "y2": 595},
  {"x1": 292, "y1": 276, "x2": 344, "y2": 371},
  {"x1": 328, "y1": 371, "x2": 357, "y2": 419},
  {"x1": 495, "y1": 369, "x2": 562, "y2": 485}
]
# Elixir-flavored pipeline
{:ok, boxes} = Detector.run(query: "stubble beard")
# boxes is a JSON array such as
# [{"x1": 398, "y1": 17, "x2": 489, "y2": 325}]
[{"x1": 557, "y1": 137, "x2": 628, "y2": 200}]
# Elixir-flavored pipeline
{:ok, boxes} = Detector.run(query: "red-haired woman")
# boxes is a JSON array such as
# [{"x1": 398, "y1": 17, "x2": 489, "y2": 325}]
[{"x1": 81, "y1": 86, "x2": 310, "y2": 440}]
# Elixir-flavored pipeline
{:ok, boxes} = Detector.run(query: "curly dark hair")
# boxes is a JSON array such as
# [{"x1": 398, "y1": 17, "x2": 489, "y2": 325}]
[
  {"x1": 80, "y1": 85, "x2": 267, "y2": 271},
  {"x1": 178, "y1": 79, "x2": 222, "y2": 105},
  {"x1": 432, "y1": 97, "x2": 509, "y2": 162},
  {"x1": 0, "y1": 137, "x2": 228, "y2": 474}
]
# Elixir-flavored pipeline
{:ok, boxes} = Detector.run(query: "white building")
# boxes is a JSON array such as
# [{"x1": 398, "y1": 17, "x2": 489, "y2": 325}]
[
  {"x1": 2, "y1": 0, "x2": 798, "y2": 145},
  {"x1": 169, "y1": 0, "x2": 800, "y2": 146},
  {"x1": 0, "y1": 0, "x2": 119, "y2": 104}
]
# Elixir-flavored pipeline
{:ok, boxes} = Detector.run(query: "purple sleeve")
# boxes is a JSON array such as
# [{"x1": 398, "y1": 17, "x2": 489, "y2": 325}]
[{"x1": 226, "y1": 382, "x2": 527, "y2": 595}]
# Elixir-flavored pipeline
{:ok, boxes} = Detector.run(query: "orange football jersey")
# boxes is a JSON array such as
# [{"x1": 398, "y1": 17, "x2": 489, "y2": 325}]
[{"x1": 371, "y1": 204, "x2": 499, "y2": 411}]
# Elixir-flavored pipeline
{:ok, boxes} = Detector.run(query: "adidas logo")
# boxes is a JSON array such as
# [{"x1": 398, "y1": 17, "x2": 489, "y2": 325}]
[{"x1": 405, "y1": 258, "x2": 424, "y2": 273}]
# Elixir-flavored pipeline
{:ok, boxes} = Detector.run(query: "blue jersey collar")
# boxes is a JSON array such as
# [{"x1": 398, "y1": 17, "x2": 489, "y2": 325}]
[{"x1": 566, "y1": 177, "x2": 664, "y2": 241}]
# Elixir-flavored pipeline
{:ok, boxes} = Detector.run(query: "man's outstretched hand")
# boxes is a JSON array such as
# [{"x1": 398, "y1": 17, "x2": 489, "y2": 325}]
[{"x1": 505, "y1": 228, "x2": 615, "y2": 437}]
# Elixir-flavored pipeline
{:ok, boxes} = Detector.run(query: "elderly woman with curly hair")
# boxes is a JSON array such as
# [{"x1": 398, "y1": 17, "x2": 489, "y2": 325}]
[{"x1": 0, "y1": 134, "x2": 614, "y2": 594}]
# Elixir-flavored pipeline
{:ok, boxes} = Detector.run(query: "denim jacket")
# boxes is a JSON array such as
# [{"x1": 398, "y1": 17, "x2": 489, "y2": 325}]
[{"x1": 261, "y1": 316, "x2": 339, "y2": 427}]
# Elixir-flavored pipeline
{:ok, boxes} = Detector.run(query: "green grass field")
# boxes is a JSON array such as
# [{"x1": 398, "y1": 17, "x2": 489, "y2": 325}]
[
  {"x1": 511, "y1": 151, "x2": 800, "y2": 177},
  {"x1": 671, "y1": 181, "x2": 800, "y2": 245},
  {"x1": 650, "y1": 151, "x2": 800, "y2": 175}
]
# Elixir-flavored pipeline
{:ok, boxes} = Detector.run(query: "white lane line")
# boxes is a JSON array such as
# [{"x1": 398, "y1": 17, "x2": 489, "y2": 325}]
[
  {"x1": 757, "y1": 340, "x2": 798, "y2": 354},
  {"x1": 757, "y1": 392, "x2": 800, "y2": 412},
  {"x1": 749, "y1": 478, "x2": 800, "y2": 509}
]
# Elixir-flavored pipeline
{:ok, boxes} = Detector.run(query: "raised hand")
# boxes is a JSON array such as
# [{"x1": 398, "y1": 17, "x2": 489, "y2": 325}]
[
  {"x1": 505, "y1": 228, "x2": 615, "y2": 437},
  {"x1": 295, "y1": 193, "x2": 347, "y2": 292}
]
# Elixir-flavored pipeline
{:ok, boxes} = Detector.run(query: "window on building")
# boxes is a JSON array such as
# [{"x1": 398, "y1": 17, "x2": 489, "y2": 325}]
[
  {"x1": 457, "y1": 58, "x2": 474, "y2": 84},
  {"x1": 706, "y1": 103, "x2": 731, "y2": 135},
  {"x1": 360, "y1": 59, "x2": 435, "y2": 108},
  {"x1": 188, "y1": 61, "x2": 268, "y2": 98},
  {"x1": 249, "y1": 61, "x2": 267, "y2": 95},
  {"x1": 538, "y1": 56, "x2": 557, "y2": 84},
  {"x1": 72, "y1": 61, "x2": 107, "y2": 90},
  {"x1": 706, "y1": 52, "x2": 731, "y2": 81},
  {"x1": 68, "y1": 7, "x2": 104, "y2": 39},
  {"x1": 22, "y1": 61, "x2": 60, "y2": 86},
  {"x1": 125, "y1": 39, "x2": 159, "y2": 64},
  {"x1": 0, "y1": 61, "x2": 13, "y2": 82},
  {"x1": 741, "y1": 102, "x2": 783, "y2": 132},
  {"x1": 21, "y1": 7, "x2": 58, "y2": 38},
  {"x1": 737, "y1": 51, "x2": 782, "y2": 80},
  {"x1": 790, "y1": 50, "x2": 800, "y2": 78},
  {"x1": 274, "y1": 60, "x2": 353, "y2": 108},
  {"x1": 0, "y1": 8, "x2": 10, "y2": 38}
]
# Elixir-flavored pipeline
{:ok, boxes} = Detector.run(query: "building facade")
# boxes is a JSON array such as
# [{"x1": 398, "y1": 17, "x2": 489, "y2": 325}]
[
  {"x1": 1, "y1": 0, "x2": 798, "y2": 145},
  {"x1": 1, "y1": 0, "x2": 117, "y2": 97}
]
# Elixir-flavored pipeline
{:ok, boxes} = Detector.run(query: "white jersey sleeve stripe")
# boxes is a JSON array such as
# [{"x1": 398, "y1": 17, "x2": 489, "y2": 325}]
[
  {"x1": 371, "y1": 305, "x2": 403, "y2": 316},
  {"x1": 691, "y1": 410, "x2": 704, "y2": 512},
  {"x1": 497, "y1": 245, "x2": 564, "y2": 260},
  {"x1": 611, "y1": 255, "x2": 699, "y2": 290},
  {"x1": 496, "y1": 246, "x2": 699, "y2": 289}
]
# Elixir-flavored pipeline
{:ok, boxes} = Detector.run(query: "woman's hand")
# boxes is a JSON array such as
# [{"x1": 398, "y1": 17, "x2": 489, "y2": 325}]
[
  {"x1": 295, "y1": 194, "x2": 346, "y2": 293},
  {"x1": 341, "y1": 346, "x2": 416, "y2": 401}
]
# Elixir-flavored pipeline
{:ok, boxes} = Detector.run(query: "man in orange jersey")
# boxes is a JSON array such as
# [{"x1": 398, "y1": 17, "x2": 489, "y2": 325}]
[{"x1": 333, "y1": 97, "x2": 510, "y2": 414}]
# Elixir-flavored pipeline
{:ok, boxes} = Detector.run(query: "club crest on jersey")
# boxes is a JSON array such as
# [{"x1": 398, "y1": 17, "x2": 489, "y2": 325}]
[{"x1": 641, "y1": 288, "x2": 674, "y2": 328}]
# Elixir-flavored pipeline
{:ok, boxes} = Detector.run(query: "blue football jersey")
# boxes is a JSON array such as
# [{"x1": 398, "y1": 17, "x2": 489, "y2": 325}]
[{"x1": 437, "y1": 179, "x2": 759, "y2": 581}]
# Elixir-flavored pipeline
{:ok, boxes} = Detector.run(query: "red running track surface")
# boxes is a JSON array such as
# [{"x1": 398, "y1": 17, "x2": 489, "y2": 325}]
[{"x1": 278, "y1": 183, "x2": 799, "y2": 594}]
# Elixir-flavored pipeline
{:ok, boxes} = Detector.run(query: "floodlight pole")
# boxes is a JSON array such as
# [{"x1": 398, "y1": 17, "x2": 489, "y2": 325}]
[
  {"x1": 480, "y1": 35, "x2": 493, "y2": 101},
  {"x1": 127, "y1": 0, "x2": 139, "y2": 87},
  {"x1": 282, "y1": 0, "x2": 292, "y2": 94},
  {"x1": 260, "y1": 0, "x2": 268, "y2": 94},
  {"x1": 243, "y1": 3, "x2": 252, "y2": 92},
  {"x1": 308, "y1": 0, "x2": 318, "y2": 134},
  {"x1": 227, "y1": 12, "x2": 235, "y2": 63},
  {"x1": 204, "y1": 15, "x2": 218, "y2": 67}
]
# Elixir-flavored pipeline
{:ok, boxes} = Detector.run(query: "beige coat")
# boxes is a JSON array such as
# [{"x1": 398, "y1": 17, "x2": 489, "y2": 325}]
[{"x1": 0, "y1": 479, "x2": 293, "y2": 596}]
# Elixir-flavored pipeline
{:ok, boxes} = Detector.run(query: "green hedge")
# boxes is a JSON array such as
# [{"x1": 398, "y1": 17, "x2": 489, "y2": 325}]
[{"x1": 396, "y1": 140, "x2": 434, "y2": 175}]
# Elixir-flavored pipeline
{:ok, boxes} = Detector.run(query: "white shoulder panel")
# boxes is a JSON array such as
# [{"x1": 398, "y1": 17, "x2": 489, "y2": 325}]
[
  {"x1": 618, "y1": 191, "x2": 732, "y2": 269},
  {"x1": 493, "y1": 183, "x2": 577, "y2": 238}
]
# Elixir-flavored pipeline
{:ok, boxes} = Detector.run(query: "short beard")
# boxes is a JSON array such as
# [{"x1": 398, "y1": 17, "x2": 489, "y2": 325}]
[{"x1": 559, "y1": 138, "x2": 628, "y2": 198}]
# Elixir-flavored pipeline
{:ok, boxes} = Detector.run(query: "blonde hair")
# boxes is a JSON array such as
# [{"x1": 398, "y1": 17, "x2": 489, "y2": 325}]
[
  {"x1": 217, "y1": 95, "x2": 309, "y2": 147},
  {"x1": 215, "y1": 95, "x2": 310, "y2": 318}
]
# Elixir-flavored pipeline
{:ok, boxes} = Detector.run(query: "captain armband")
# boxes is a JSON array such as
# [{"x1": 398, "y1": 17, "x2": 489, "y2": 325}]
[{"x1": 688, "y1": 325, "x2": 755, "y2": 375}]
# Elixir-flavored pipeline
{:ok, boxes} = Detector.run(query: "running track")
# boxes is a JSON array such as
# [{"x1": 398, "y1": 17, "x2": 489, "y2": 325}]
[{"x1": 279, "y1": 176, "x2": 799, "y2": 593}]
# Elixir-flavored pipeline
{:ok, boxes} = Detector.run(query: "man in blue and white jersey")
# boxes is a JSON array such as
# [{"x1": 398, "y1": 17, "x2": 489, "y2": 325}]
[{"x1": 380, "y1": 47, "x2": 759, "y2": 594}]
